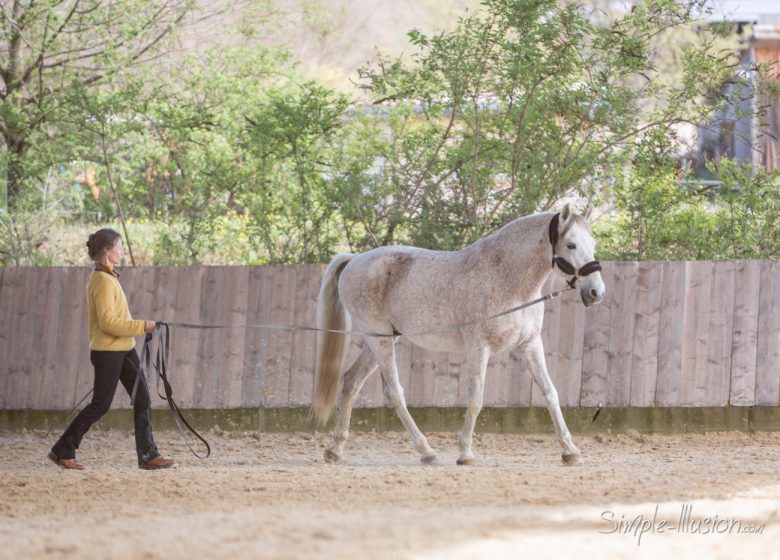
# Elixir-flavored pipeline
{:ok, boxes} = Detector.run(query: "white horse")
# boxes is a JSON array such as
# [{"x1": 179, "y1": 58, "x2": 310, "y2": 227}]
[{"x1": 311, "y1": 204, "x2": 605, "y2": 466}]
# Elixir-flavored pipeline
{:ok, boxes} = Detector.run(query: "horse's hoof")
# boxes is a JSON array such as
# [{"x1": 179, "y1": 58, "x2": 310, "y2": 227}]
[
  {"x1": 561, "y1": 453, "x2": 583, "y2": 466},
  {"x1": 324, "y1": 449, "x2": 342, "y2": 463},
  {"x1": 456, "y1": 457, "x2": 476, "y2": 466},
  {"x1": 420, "y1": 454, "x2": 439, "y2": 466}
]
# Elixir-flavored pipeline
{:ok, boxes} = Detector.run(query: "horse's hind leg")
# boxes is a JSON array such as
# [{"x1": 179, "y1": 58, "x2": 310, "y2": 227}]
[
  {"x1": 457, "y1": 346, "x2": 490, "y2": 465},
  {"x1": 524, "y1": 337, "x2": 582, "y2": 465},
  {"x1": 368, "y1": 338, "x2": 437, "y2": 465},
  {"x1": 325, "y1": 346, "x2": 378, "y2": 463}
]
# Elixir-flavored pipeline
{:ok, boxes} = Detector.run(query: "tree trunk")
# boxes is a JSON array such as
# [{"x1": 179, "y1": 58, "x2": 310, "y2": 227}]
[{"x1": 4, "y1": 133, "x2": 26, "y2": 207}]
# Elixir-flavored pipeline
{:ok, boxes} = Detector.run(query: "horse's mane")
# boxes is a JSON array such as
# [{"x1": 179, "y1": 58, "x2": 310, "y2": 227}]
[{"x1": 492, "y1": 210, "x2": 591, "y2": 243}]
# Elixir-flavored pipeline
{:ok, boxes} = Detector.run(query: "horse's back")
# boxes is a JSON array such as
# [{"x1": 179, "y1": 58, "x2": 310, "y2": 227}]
[
  {"x1": 339, "y1": 245, "x2": 456, "y2": 303},
  {"x1": 336, "y1": 246, "x2": 465, "y2": 335},
  {"x1": 333, "y1": 214, "x2": 551, "y2": 351}
]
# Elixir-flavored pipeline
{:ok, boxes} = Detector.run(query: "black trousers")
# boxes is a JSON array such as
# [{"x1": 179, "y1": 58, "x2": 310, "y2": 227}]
[{"x1": 52, "y1": 348, "x2": 160, "y2": 465}]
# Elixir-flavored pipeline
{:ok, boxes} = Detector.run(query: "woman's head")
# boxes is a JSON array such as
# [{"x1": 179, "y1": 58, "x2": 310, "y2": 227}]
[{"x1": 86, "y1": 228, "x2": 122, "y2": 264}]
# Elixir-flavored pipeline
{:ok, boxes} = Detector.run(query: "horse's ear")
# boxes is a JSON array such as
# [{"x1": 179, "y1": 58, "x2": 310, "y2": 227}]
[{"x1": 560, "y1": 203, "x2": 572, "y2": 224}]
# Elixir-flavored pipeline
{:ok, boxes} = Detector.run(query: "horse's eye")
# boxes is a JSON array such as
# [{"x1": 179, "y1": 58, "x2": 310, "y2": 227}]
[{"x1": 567, "y1": 243, "x2": 576, "y2": 250}]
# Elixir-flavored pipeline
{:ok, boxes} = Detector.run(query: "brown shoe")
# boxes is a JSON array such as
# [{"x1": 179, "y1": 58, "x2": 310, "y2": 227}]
[
  {"x1": 48, "y1": 451, "x2": 85, "y2": 470},
  {"x1": 139, "y1": 456, "x2": 177, "y2": 470}
]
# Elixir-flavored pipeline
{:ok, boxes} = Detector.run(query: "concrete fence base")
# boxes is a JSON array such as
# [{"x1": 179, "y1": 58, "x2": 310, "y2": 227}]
[{"x1": 2, "y1": 406, "x2": 780, "y2": 434}]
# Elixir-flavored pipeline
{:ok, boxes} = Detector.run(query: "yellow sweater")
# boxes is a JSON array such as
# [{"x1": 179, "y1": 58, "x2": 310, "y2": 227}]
[{"x1": 86, "y1": 269, "x2": 145, "y2": 351}]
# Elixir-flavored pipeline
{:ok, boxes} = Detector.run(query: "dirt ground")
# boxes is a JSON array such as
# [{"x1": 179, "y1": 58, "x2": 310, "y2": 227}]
[{"x1": 1, "y1": 428, "x2": 778, "y2": 559}]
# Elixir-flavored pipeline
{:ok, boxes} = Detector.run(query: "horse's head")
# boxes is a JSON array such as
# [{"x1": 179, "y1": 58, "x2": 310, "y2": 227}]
[{"x1": 550, "y1": 204, "x2": 605, "y2": 307}]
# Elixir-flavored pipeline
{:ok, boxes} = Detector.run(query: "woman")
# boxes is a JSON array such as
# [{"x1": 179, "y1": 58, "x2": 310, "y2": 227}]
[{"x1": 49, "y1": 228, "x2": 176, "y2": 470}]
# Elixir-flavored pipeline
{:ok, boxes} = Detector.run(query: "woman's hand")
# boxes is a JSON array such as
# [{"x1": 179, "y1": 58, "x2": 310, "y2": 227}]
[{"x1": 144, "y1": 320, "x2": 157, "y2": 333}]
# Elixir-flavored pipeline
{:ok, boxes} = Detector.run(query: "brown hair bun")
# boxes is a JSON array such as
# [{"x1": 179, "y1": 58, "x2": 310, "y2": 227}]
[{"x1": 86, "y1": 228, "x2": 121, "y2": 261}]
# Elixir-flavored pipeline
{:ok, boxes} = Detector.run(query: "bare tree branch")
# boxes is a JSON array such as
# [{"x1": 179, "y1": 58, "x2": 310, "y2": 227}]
[{"x1": 19, "y1": 0, "x2": 82, "y2": 86}]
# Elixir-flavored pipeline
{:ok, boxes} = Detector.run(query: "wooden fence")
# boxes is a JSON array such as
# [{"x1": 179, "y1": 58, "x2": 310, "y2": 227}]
[{"x1": 0, "y1": 261, "x2": 778, "y2": 410}]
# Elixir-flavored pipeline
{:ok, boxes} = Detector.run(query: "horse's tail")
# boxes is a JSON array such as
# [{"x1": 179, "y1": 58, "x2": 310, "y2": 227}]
[{"x1": 311, "y1": 253, "x2": 353, "y2": 424}]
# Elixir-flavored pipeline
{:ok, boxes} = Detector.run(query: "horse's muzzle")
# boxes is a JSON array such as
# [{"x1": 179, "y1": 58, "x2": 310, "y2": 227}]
[{"x1": 580, "y1": 286, "x2": 604, "y2": 307}]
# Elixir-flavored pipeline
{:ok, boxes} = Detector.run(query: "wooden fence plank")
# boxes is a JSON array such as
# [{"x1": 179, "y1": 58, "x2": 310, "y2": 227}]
[
  {"x1": 606, "y1": 262, "x2": 637, "y2": 406},
  {"x1": 66, "y1": 276, "x2": 91, "y2": 413},
  {"x1": 755, "y1": 260, "x2": 780, "y2": 405},
  {"x1": 0, "y1": 267, "x2": 33, "y2": 409},
  {"x1": 204, "y1": 267, "x2": 232, "y2": 409},
  {"x1": 557, "y1": 285, "x2": 586, "y2": 407},
  {"x1": 680, "y1": 261, "x2": 713, "y2": 406},
  {"x1": 4, "y1": 268, "x2": 23, "y2": 408},
  {"x1": 729, "y1": 260, "x2": 760, "y2": 406},
  {"x1": 264, "y1": 266, "x2": 295, "y2": 407},
  {"x1": 704, "y1": 261, "x2": 735, "y2": 406},
  {"x1": 49, "y1": 268, "x2": 87, "y2": 410},
  {"x1": 432, "y1": 349, "x2": 458, "y2": 407},
  {"x1": 242, "y1": 266, "x2": 273, "y2": 407},
  {"x1": 0, "y1": 266, "x2": 9, "y2": 408},
  {"x1": 484, "y1": 348, "x2": 509, "y2": 407},
  {"x1": 408, "y1": 344, "x2": 436, "y2": 407},
  {"x1": 196, "y1": 266, "x2": 224, "y2": 410},
  {"x1": 170, "y1": 267, "x2": 204, "y2": 409},
  {"x1": 629, "y1": 262, "x2": 662, "y2": 406},
  {"x1": 289, "y1": 264, "x2": 320, "y2": 406},
  {"x1": 29, "y1": 268, "x2": 62, "y2": 408},
  {"x1": 0, "y1": 268, "x2": 20, "y2": 407},
  {"x1": 580, "y1": 261, "x2": 614, "y2": 407},
  {"x1": 216, "y1": 266, "x2": 249, "y2": 408},
  {"x1": 655, "y1": 262, "x2": 686, "y2": 406},
  {"x1": 35, "y1": 268, "x2": 67, "y2": 410},
  {"x1": 27, "y1": 268, "x2": 54, "y2": 408},
  {"x1": 68, "y1": 268, "x2": 92, "y2": 411},
  {"x1": 6, "y1": 268, "x2": 38, "y2": 408},
  {"x1": 152, "y1": 266, "x2": 187, "y2": 408},
  {"x1": 192, "y1": 267, "x2": 223, "y2": 408},
  {"x1": 14, "y1": 267, "x2": 37, "y2": 408}
]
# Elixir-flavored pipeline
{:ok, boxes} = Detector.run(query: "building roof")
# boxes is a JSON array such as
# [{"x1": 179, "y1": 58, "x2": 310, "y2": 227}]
[{"x1": 708, "y1": 0, "x2": 780, "y2": 23}]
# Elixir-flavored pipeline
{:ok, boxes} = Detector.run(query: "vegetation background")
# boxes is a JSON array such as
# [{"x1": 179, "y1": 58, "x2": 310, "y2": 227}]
[{"x1": 1, "y1": 0, "x2": 778, "y2": 266}]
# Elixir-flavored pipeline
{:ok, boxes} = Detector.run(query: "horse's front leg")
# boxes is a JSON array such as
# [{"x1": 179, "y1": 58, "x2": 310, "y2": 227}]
[
  {"x1": 523, "y1": 336, "x2": 582, "y2": 466},
  {"x1": 457, "y1": 346, "x2": 490, "y2": 465}
]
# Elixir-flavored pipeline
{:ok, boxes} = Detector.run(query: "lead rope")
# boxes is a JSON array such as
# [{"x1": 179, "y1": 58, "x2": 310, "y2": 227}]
[
  {"x1": 124, "y1": 329, "x2": 210, "y2": 459},
  {"x1": 163, "y1": 285, "x2": 575, "y2": 339},
  {"x1": 151, "y1": 322, "x2": 211, "y2": 459}
]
